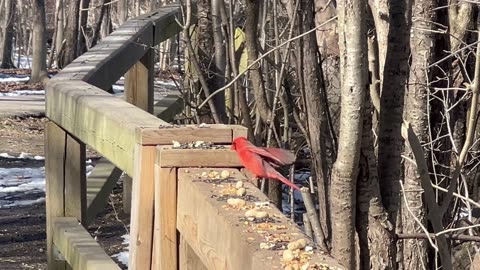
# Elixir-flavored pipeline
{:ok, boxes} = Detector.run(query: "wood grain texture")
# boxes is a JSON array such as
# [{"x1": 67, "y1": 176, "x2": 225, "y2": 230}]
[
  {"x1": 53, "y1": 217, "x2": 120, "y2": 270},
  {"x1": 128, "y1": 145, "x2": 156, "y2": 270},
  {"x1": 64, "y1": 134, "x2": 87, "y2": 222},
  {"x1": 45, "y1": 121, "x2": 67, "y2": 270},
  {"x1": 124, "y1": 48, "x2": 155, "y2": 214},
  {"x1": 46, "y1": 80, "x2": 167, "y2": 176},
  {"x1": 157, "y1": 148, "x2": 242, "y2": 168},
  {"x1": 125, "y1": 48, "x2": 154, "y2": 113},
  {"x1": 137, "y1": 126, "x2": 233, "y2": 145},
  {"x1": 179, "y1": 235, "x2": 208, "y2": 270},
  {"x1": 176, "y1": 168, "x2": 345, "y2": 270},
  {"x1": 152, "y1": 165, "x2": 178, "y2": 270}
]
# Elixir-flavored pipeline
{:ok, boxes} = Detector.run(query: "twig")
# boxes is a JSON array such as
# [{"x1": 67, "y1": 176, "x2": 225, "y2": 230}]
[
  {"x1": 401, "y1": 122, "x2": 452, "y2": 268},
  {"x1": 197, "y1": 16, "x2": 338, "y2": 109},
  {"x1": 300, "y1": 187, "x2": 327, "y2": 250},
  {"x1": 399, "y1": 180, "x2": 438, "y2": 252},
  {"x1": 398, "y1": 233, "x2": 480, "y2": 242},
  {"x1": 440, "y1": 17, "x2": 480, "y2": 216}
]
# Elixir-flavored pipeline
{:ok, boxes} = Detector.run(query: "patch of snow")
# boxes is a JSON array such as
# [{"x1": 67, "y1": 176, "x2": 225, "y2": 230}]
[
  {"x1": 2, "y1": 197, "x2": 45, "y2": 208},
  {"x1": 0, "y1": 153, "x2": 15, "y2": 158},
  {"x1": 0, "y1": 90, "x2": 45, "y2": 97},
  {"x1": 0, "y1": 152, "x2": 45, "y2": 160},
  {"x1": 112, "y1": 234, "x2": 130, "y2": 266},
  {"x1": 112, "y1": 84, "x2": 124, "y2": 93},
  {"x1": 13, "y1": 53, "x2": 32, "y2": 69},
  {"x1": 112, "y1": 251, "x2": 129, "y2": 266},
  {"x1": 156, "y1": 80, "x2": 176, "y2": 87},
  {"x1": 0, "y1": 167, "x2": 45, "y2": 208},
  {"x1": 0, "y1": 154, "x2": 95, "y2": 208},
  {"x1": 0, "y1": 75, "x2": 30, "y2": 83}
]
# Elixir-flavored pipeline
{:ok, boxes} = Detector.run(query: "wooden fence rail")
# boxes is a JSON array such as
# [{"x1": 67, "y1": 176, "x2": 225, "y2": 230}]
[{"x1": 44, "y1": 2, "x2": 344, "y2": 270}]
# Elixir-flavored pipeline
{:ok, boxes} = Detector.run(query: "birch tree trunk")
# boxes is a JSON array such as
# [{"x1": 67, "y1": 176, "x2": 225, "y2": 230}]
[
  {"x1": 331, "y1": 0, "x2": 367, "y2": 267},
  {"x1": 54, "y1": 0, "x2": 65, "y2": 66},
  {"x1": 29, "y1": 0, "x2": 48, "y2": 84}
]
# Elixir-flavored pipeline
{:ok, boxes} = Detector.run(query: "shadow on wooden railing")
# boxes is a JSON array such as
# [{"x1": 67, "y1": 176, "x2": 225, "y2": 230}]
[{"x1": 44, "y1": 2, "x2": 344, "y2": 270}]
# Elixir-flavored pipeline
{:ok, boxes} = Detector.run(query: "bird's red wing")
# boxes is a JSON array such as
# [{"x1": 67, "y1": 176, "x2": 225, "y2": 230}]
[{"x1": 243, "y1": 146, "x2": 296, "y2": 166}]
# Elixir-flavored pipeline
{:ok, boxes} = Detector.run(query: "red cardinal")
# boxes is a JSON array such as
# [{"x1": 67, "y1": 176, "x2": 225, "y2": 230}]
[{"x1": 231, "y1": 137, "x2": 299, "y2": 190}]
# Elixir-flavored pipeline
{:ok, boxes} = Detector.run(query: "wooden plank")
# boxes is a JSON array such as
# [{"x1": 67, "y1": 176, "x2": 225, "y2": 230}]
[
  {"x1": 128, "y1": 145, "x2": 156, "y2": 270},
  {"x1": 53, "y1": 217, "x2": 120, "y2": 270},
  {"x1": 85, "y1": 158, "x2": 123, "y2": 225},
  {"x1": 46, "y1": 80, "x2": 168, "y2": 176},
  {"x1": 179, "y1": 235, "x2": 208, "y2": 270},
  {"x1": 176, "y1": 168, "x2": 345, "y2": 270},
  {"x1": 152, "y1": 165, "x2": 178, "y2": 270},
  {"x1": 124, "y1": 48, "x2": 155, "y2": 214},
  {"x1": 64, "y1": 134, "x2": 87, "y2": 222},
  {"x1": 155, "y1": 92, "x2": 183, "y2": 121},
  {"x1": 136, "y1": 126, "x2": 233, "y2": 145},
  {"x1": 52, "y1": 19, "x2": 154, "y2": 91},
  {"x1": 157, "y1": 148, "x2": 242, "y2": 167},
  {"x1": 45, "y1": 121, "x2": 67, "y2": 270},
  {"x1": 125, "y1": 48, "x2": 154, "y2": 113}
]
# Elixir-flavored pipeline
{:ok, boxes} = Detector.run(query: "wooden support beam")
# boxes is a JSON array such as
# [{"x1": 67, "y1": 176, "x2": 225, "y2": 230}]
[
  {"x1": 176, "y1": 168, "x2": 345, "y2": 270},
  {"x1": 157, "y1": 148, "x2": 242, "y2": 168},
  {"x1": 137, "y1": 124, "x2": 247, "y2": 145},
  {"x1": 129, "y1": 145, "x2": 156, "y2": 270},
  {"x1": 124, "y1": 48, "x2": 155, "y2": 214},
  {"x1": 64, "y1": 134, "x2": 87, "y2": 222},
  {"x1": 53, "y1": 217, "x2": 120, "y2": 270},
  {"x1": 152, "y1": 165, "x2": 178, "y2": 270},
  {"x1": 85, "y1": 158, "x2": 123, "y2": 225},
  {"x1": 125, "y1": 48, "x2": 154, "y2": 114},
  {"x1": 46, "y1": 122, "x2": 87, "y2": 270},
  {"x1": 154, "y1": 92, "x2": 183, "y2": 120},
  {"x1": 46, "y1": 122, "x2": 68, "y2": 270}
]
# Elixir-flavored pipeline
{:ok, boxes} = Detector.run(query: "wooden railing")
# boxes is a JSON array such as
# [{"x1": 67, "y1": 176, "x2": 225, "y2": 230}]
[{"x1": 45, "y1": 2, "x2": 344, "y2": 270}]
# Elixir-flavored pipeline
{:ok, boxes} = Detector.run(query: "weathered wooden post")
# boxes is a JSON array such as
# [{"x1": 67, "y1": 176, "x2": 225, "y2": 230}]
[
  {"x1": 123, "y1": 48, "x2": 155, "y2": 215},
  {"x1": 45, "y1": 122, "x2": 87, "y2": 270},
  {"x1": 128, "y1": 145, "x2": 156, "y2": 269}
]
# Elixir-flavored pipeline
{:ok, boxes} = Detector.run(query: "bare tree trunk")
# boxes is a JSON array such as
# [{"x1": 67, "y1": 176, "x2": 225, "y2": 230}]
[
  {"x1": 211, "y1": 0, "x2": 226, "y2": 119},
  {"x1": 29, "y1": 0, "x2": 48, "y2": 84},
  {"x1": 299, "y1": 0, "x2": 332, "y2": 243},
  {"x1": 0, "y1": 0, "x2": 16, "y2": 69},
  {"x1": 59, "y1": 0, "x2": 81, "y2": 68},
  {"x1": 118, "y1": 0, "x2": 127, "y2": 24},
  {"x1": 77, "y1": 0, "x2": 91, "y2": 54},
  {"x1": 91, "y1": 0, "x2": 109, "y2": 47},
  {"x1": 355, "y1": 35, "x2": 395, "y2": 270},
  {"x1": 331, "y1": 0, "x2": 367, "y2": 267},
  {"x1": 245, "y1": 0, "x2": 271, "y2": 125},
  {"x1": 401, "y1": 0, "x2": 438, "y2": 267},
  {"x1": 54, "y1": 0, "x2": 65, "y2": 66},
  {"x1": 375, "y1": 1, "x2": 411, "y2": 267}
]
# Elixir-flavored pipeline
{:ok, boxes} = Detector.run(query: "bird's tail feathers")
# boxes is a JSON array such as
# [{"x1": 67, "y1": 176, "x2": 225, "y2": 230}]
[{"x1": 267, "y1": 172, "x2": 300, "y2": 190}]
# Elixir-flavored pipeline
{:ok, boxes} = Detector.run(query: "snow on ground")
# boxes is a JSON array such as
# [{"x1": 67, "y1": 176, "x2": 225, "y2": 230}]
[
  {"x1": 0, "y1": 90, "x2": 45, "y2": 96},
  {"x1": 0, "y1": 74, "x2": 30, "y2": 83},
  {"x1": 112, "y1": 234, "x2": 130, "y2": 266},
  {"x1": 13, "y1": 53, "x2": 32, "y2": 69},
  {"x1": 0, "y1": 154, "x2": 93, "y2": 208}
]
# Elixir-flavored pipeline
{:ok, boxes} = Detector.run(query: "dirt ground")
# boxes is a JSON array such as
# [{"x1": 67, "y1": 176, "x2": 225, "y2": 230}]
[{"x1": 0, "y1": 116, "x2": 130, "y2": 270}]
